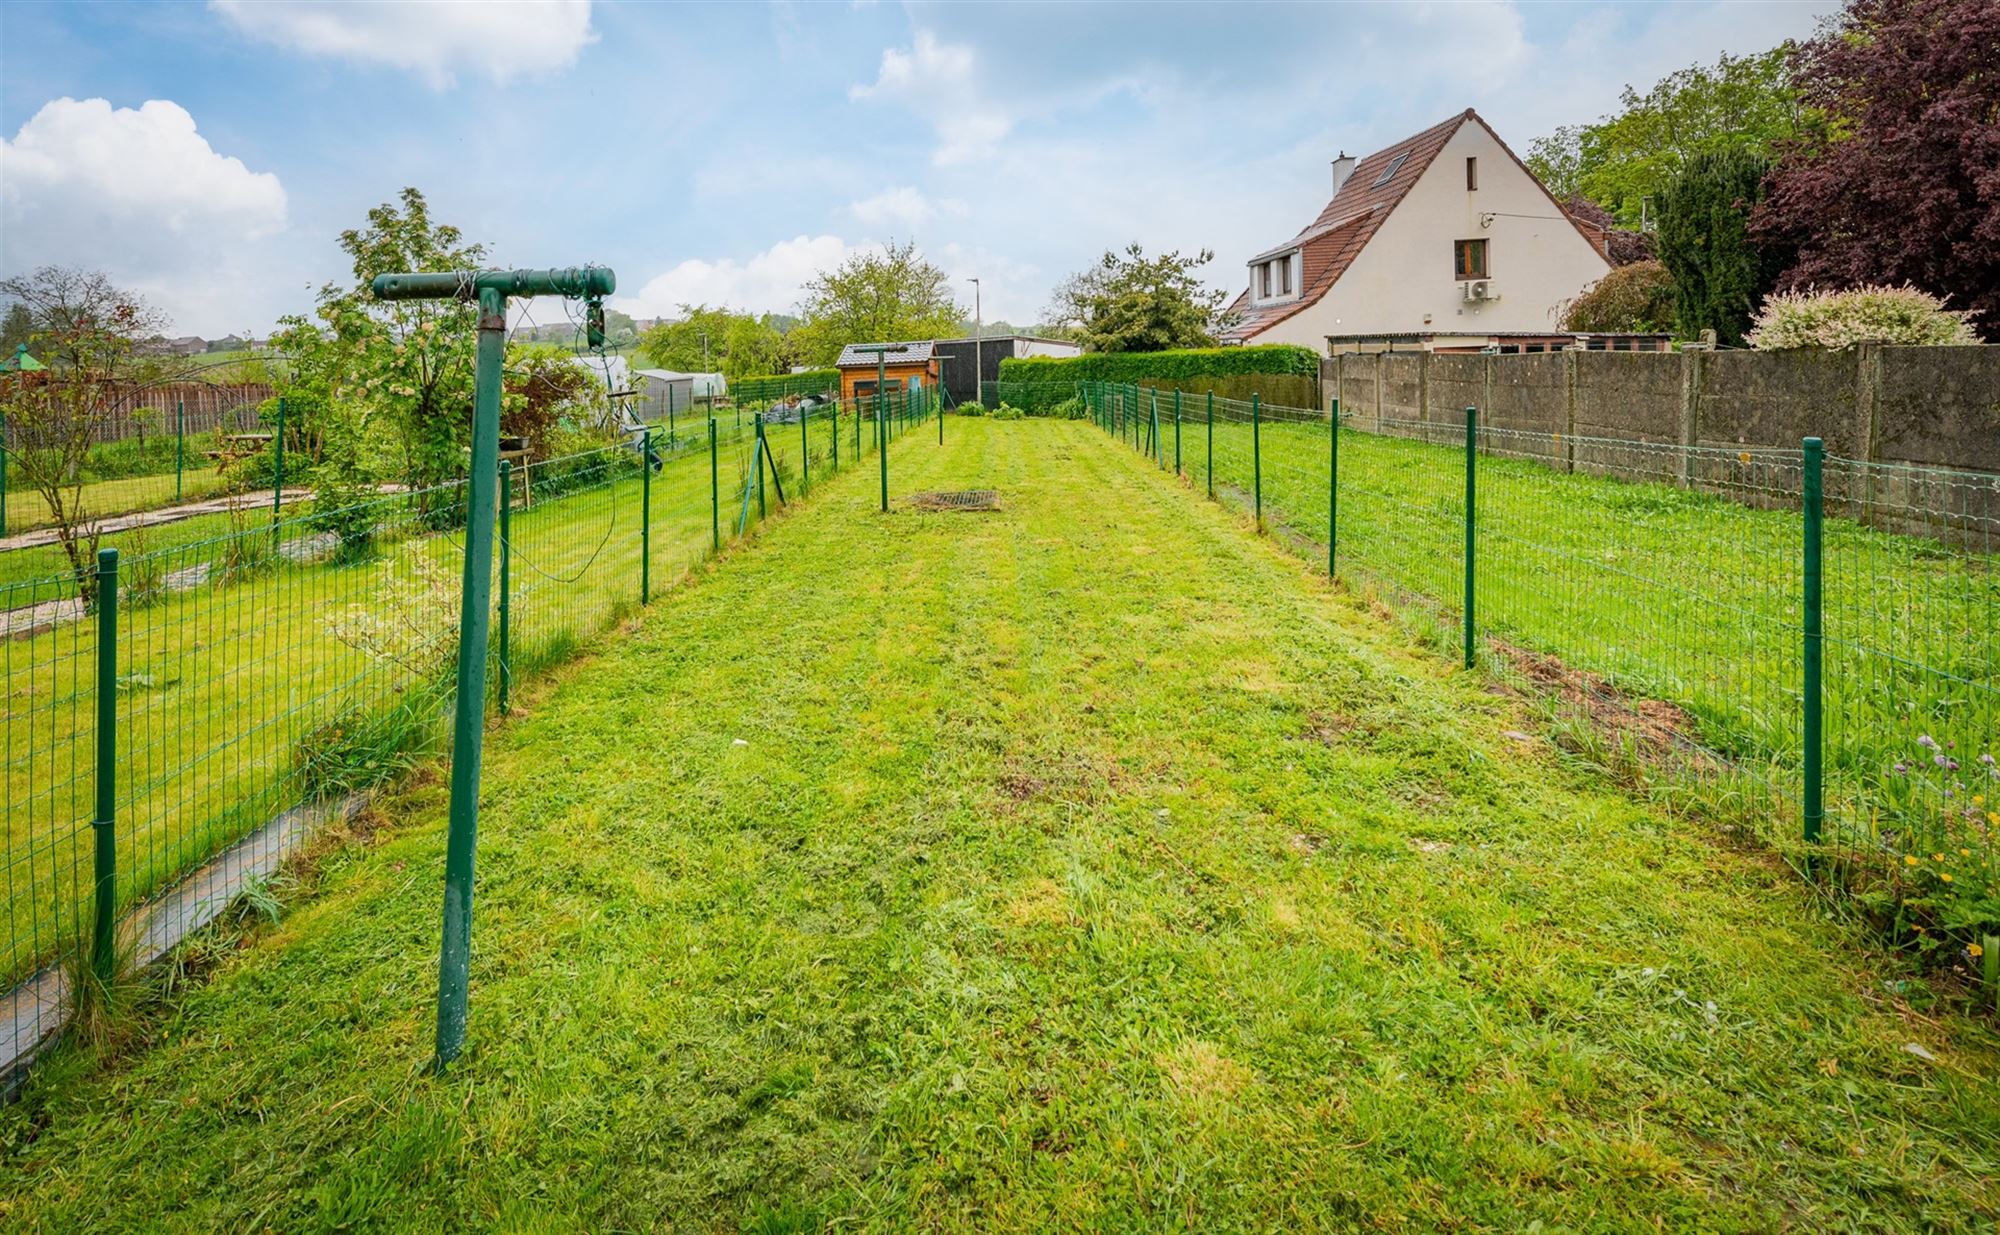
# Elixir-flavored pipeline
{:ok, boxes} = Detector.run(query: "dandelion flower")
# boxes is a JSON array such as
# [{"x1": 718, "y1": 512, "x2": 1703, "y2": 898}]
[
  {"x1": 1905, "y1": 855, "x2": 1920, "y2": 867},
  {"x1": 1972, "y1": 943, "x2": 1986, "y2": 958},
  {"x1": 1940, "y1": 873, "x2": 1954, "y2": 883}
]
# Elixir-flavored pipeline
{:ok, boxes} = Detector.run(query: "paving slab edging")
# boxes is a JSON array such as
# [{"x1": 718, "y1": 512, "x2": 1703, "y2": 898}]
[{"x1": 1, "y1": 792, "x2": 366, "y2": 1093}]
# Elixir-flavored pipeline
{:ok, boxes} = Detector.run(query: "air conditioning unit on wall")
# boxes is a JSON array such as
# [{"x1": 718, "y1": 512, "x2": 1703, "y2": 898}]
[{"x1": 1460, "y1": 280, "x2": 1498, "y2": 303}]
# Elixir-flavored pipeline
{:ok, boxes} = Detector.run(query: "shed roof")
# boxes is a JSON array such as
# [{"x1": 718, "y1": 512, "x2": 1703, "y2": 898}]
[{"x1": 835, "y1": 340, "x2": 935, "y2": 368}]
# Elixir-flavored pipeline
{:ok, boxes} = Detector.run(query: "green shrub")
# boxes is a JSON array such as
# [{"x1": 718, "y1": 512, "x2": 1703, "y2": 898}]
[
  {"x1": 1748, "y1": 284, "x2": 1979, "y2": 350},
  {"x1": 957, "y1": 402, "x2": 988, "y2": 418},
  {"x1": 1560, "y1": 260, "x2": 1676, "y2": 332},
  {"x1": 991, "y1": 403, "x2": 1024, "y2": 421},
  {"x1": 1046, "y1": 397, "x2": 1087, "y2": 420},
  {"x1": 997, "y1": 343, "x2": 1319, "y2": 385}
]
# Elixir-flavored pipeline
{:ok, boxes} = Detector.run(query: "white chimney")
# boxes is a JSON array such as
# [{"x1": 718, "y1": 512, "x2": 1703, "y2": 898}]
[{"x1": 1330, "y1": 152, "x2": 1356, "y2": 198}]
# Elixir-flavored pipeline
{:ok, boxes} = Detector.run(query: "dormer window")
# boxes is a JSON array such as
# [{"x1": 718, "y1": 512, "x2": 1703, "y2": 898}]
[{"x1": 1252, "y1": 253, "x2": 1299, "y2": 304}]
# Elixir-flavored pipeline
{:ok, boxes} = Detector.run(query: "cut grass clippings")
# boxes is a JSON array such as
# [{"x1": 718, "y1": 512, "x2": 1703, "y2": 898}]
[{"x1": 2, "y1": 419, "x2": 1996, "y2": 1231}]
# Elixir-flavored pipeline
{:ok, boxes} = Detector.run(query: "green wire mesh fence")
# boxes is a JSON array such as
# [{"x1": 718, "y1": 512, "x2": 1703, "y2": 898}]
[
  {"x1": 1, "y1": 385, "x2": 275, "y2": 537},
  {"x1": 1, "y1": 390, "x2": 930, "y2": 1074},
  {"x1": 1086, "y1": 379, "x2": 2000, "y2": 978}
]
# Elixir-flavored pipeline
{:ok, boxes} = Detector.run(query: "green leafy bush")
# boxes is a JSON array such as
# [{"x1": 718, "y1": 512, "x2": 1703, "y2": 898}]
[
  {"x1": 1747, "y1": 285, "x2": 1979, "y2": 350},
  {"x1": 1045, "y1": 397, "x2": 1087, "y2": 420},
  {"x1": 957, "y1": 402, "x2": 988, "y2": 418},
  {"x1": 991, "y1": 403, "x2": 1024, "y2": 421},
  {"x1": 1560, "y1": 260, "x2": 1676, "y2": 332},
  {"x1": 997, "y1": 343, "x2": 1319, "y2": 385}
]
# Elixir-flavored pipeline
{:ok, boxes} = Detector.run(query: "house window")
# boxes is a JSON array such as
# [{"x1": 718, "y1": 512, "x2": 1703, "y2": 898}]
[
  {"x1": 1373, "y1": 151, "x2": 1409, "y2": 186},
  {"x1": 1259, "y1": 262, "x2": 1272, "y2": 298},
  {"x1": 1277, "y1": 256, "x2": 1292, "y2": 296},
  {"x1": 1466, "y1": 157, "x2": 1478, "y2": 190},
  {"x1": 1453, "y1": 238, "x2": 1489, "y2": 280}
]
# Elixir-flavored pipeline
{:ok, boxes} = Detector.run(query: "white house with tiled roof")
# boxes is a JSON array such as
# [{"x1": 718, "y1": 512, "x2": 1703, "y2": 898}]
[{"x1": 1221, "y1": 109, "x2": 1613, "y2": 350}]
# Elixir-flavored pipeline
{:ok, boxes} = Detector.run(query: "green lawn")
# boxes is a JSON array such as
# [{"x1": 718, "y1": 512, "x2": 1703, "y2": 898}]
[
  {"x1": 0, "y1": 466, "x2": 246, "y2": 539},
  {"x1": 1112, "y1": 392, "x2": 1998, "y2": 897},
  {"x1": 0, "y1": 414, "x2": 846, "y2": 986},
  {"x1": 4, "y1": 418, "x2": 1994, "y2": 1231}
]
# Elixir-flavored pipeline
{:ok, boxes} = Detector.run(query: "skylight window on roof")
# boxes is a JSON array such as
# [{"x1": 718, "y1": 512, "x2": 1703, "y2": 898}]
[{"x1": 1373, "y1": 152, "x2": 1410, "y2": 187}]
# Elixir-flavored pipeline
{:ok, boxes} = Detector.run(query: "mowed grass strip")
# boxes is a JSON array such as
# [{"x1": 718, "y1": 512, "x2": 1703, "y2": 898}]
[{"x1": 2, "y1": 418, "x2": 1996, "y2": 1232}]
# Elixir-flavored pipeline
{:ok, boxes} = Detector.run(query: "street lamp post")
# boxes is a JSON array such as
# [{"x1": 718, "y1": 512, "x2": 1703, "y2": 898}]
[{"x1": 968, "y1": 277, "x2": 982, "y2": 407}]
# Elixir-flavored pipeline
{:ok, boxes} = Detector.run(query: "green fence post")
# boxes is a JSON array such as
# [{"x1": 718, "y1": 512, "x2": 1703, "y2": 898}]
[
  {"x1": 1150, "y1": 390, "x2": 1162, "y2": 468},
  {"x1": 1462, "y1": 405, "x2": 1477, "y2": 669},
  {"x1": 800, "y1": 407, "x2": 810, "y2": 495},
  {"x1": 1206, "y1": 391, "x2": 1214, "y2": 499},
  {"x1": 831, "y1": 400, "x2": 839, "y2": 473},
  {"x1": 498, "y1": 460, "x2": 511, "y2": 715},
  {"x1": 877, "y1": 371, "x2": 888, "y2": 515},
  {"x1": 434, "y1": 284, "x2": 508, "y2": 1069},
  {"x1": 0, "y1": 401, "x2": 8, "y2": 537},
  {"x1": 1174, "y1": 389, "x2": 1182, "y2": 475},
  {"x1": 667, "y1": 384, "x2": 676, "y2": 447},
  {"x1": 1328, "y1": 398, "x2": 1340, "y2": 579},
  {"x1": 938, "y1": 386, "x2": 944, "y2": 444},
  {"x1": 271, "y1": 396, "x2": 286, "y2": 548},
  {"x1": 1252, "y1": 393, "x2": 1263, "y2": 530},
  {"x1": 1803, "y1": 436, "x2": 1824, "y2": 846},
  {"x1": 175, "y1": 396, "x2": 185, "y2": 504},
  {"x1": 92, "y1": 547, "x2": 119, "y2": 983},
  {"x1": 710, "y1": 417, "x2": 720, "y2": 552},
  {"x1": 641, "y1": 425, "x2": 653, "y2": 604}
]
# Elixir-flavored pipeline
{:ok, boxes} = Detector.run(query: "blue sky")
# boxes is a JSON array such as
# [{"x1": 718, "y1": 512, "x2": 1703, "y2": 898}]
[{"x1": 0, "y1": 0, "x2": 1836, "y2": 338}]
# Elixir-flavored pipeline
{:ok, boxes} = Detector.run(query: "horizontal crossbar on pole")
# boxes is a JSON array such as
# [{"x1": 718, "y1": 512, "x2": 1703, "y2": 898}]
[{"x1": 371, "y1": 266, "x2": 616, "y2": 302}]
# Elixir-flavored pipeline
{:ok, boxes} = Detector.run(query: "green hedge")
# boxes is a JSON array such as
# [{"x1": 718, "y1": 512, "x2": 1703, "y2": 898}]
[
  {"x1": 996, "y1": 344, "x2": 1318, "y2": 385},
  {"x1": 733, "y1": 370, "x2": 837, "y2": 401}
]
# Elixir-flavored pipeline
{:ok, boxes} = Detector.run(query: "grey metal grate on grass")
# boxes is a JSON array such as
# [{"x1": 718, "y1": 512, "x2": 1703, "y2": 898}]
[{"x1": 904, "y1": 490, "x2": 1001, "y2": 512}]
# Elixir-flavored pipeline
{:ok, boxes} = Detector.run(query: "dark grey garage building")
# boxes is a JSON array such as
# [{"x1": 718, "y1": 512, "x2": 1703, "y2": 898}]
[{"x1": 932, "y1": 335, "x2": 1082, "y2": 406}]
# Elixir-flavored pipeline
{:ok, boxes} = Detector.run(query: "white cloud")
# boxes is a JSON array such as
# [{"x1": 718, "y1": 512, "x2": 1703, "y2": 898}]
[
  {"x1": 614, "y1": 234, "x2": 875, "y2": 318},
  {"x1": 848, "y1": 186, "x2": 966, "y2": 231},
  {"x1": 935, "y1": 242, "x2": 1042, "y2": 326},
  {"x1": 210, "y1": 0, "x2": 596, "y2": 89},
  {"x1": 850, "y1": 31, "x2": 1012, "y2": 166},
  {"x1": 0, "y1": 97, "x2": 290, "y2": 334}
]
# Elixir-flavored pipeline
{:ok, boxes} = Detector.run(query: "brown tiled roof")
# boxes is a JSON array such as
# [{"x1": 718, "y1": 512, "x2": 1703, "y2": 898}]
[{"x1": 1221, "y1": 109, "x2": 1599, "y2": 343}]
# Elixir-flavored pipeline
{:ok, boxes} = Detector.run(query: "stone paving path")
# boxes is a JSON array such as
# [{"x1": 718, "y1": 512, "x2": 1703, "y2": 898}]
[{"x1": 0, "y1": 488, "x2": 316, "y2": 553}]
